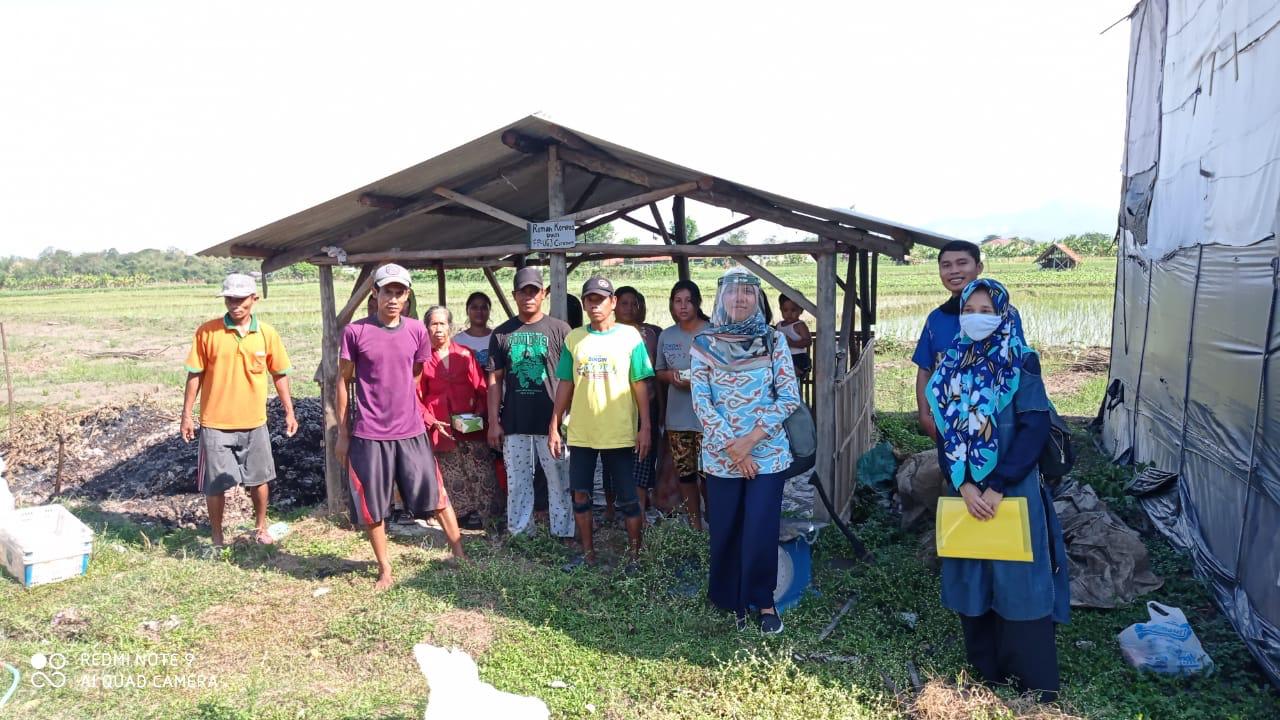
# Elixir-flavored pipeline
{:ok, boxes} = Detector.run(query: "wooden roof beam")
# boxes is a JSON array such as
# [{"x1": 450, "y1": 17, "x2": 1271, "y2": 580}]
[
  {"x1": 228, "y1": 245, "x2": 277, "y2": 259},
  {"x1": 557, "y1": 146, "x2": 652, "y2": 188},
  {"x1": 564, "y1": 180, "x2": 707, "y2": 224},
  {"x1": 310, "y1": 243, "x2": 532, "y2": 265},
  {"x1": 727, "y1": 244, "x2": 820, "y2": 317},
  {"x1": 314, "y1": 239, "x2": 833, "y2": 266},
  {"x1": 431, "y1": 187, "x2": 530, "y2": 229},
  {"x1": 571, "y1": 240, "x2": 833, "y2": 257},
  {"x1": 483, "y1": 267, "x2": 516, "y2": 318},
  {"x1": 358, "y1": 193, "x2": 412, "y2": 210},
  {"x1": 620, "y1": 213, "x2": 663, "y2": 236},
  {"x1": 570, "y1": 175, "x2": 604, "y2": 213},
  {"x1": 576, "y1": 210, "x2": 628, "y2": 235},
  {"x1": 688, "y1": 188, "x2": 905, "y2": 258},
  {"x1": 690, "y1": 216, "x2": 755, "y2": 245},
  {"x1": 261, "y1": 193, "x2": 452, "y2": 273},
  {"x1": 649, "y1": 203, "x2": 672, "y2": 243},
  {"x1": 260, "y1": 155, "x2": 543, "y2": 273}
]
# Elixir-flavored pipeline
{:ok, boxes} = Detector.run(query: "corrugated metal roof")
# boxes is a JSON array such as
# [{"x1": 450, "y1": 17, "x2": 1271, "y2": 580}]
[{"x1": 199, "y1": 115, "x2": 962, "y2": 263}]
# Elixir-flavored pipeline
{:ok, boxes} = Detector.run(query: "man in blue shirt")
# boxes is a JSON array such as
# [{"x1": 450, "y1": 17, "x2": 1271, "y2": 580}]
[{"x1": 913, "y1": 240, "x2": 984, "y2": 440}]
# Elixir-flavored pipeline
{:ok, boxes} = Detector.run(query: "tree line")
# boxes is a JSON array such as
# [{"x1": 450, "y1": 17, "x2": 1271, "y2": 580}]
[
  {"x1": 910, "y1": 232, "x2": 1116, "y2": 260},
  {"x1": 0, "y1": 247, "x2": 317, "y2": 290},
  {"x1": 0, "y1": 229, "x2": 1116, "y2": 290}
]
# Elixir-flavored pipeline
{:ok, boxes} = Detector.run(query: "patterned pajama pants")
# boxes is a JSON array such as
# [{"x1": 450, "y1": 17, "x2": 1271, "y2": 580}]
[{"x1": 503, "y1": 434, "x2": 574, "y2": 537}]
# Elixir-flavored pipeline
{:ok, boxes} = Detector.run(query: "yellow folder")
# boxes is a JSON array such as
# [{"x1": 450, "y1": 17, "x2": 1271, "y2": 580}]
[{"x1": 935, "y1": 496, "x2": 1034, "y2": 562}]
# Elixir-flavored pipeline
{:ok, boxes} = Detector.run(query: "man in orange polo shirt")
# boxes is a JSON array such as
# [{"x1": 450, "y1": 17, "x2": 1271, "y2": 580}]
[{"x1": 181, "y1": 273, "x2": 297, "y2": 552}]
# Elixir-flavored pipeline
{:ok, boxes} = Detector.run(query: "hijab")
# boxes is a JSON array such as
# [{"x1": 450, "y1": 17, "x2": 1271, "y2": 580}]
[
  {"x1": 926, "y1": 278, "x2": 1030, "y2": 489},
  {"x1": 691, "y1": 268, "x2": 773, "y2": 371}
]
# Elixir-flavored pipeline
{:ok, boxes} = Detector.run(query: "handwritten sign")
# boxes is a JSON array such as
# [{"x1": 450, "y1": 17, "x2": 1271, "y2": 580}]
[{"x1": 528, "y1": 219, "x2": 576, "y2": 251}]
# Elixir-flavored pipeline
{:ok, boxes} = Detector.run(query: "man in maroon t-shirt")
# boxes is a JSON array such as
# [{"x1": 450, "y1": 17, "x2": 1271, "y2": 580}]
[{"x1": 336, "y1": 264, "x2": 466, "y2": 589}]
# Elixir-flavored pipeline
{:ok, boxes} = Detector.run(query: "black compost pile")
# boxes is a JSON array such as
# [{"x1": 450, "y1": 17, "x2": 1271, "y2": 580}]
[{"x1": 2, "y1": 397, "x2": 326, "y2": 528}]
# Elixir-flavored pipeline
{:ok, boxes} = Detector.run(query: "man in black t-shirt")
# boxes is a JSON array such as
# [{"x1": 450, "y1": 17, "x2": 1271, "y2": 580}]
[{"x1": 487, "y1": 267, "x2": 573, "y2": 537}]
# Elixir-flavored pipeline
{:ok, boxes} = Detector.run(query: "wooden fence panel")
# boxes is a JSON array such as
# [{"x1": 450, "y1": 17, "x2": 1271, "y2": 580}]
[{"x1": 822, "y1": 339, "x2": 875, "y2": 522}]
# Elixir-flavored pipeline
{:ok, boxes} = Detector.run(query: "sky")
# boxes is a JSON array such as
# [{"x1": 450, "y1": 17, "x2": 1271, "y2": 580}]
[{"x1": 0, "y1": 0, "x2": 1137, "y2": 257}]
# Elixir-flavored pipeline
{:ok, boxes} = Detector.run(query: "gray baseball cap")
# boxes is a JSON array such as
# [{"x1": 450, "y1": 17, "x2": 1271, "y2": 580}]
[
  {"x1": 217, "y1": 273, "x2": 257, "y2": 298},
  {"x1": 513, "y1": 267, "x2": 544, "y2": 291},
  {"x1": 373, "y1": 263, "x2": 413, "y2": 288}
]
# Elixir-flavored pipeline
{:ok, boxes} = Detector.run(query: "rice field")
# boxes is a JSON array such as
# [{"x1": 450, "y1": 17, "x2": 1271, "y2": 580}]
[{"x1": 0, "y1": 257, "x2": 1116, "y2": 420}]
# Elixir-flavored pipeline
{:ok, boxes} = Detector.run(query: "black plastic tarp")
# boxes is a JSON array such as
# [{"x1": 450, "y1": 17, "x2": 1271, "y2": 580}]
[{"x1": 1102, "y1": 0, "x2": 1280, "y2": 686}]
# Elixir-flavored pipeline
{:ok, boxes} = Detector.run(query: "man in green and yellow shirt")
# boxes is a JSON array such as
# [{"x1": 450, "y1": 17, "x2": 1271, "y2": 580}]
[{"x1": 549, "y1": 276, "x2": 654, "y2": 570}]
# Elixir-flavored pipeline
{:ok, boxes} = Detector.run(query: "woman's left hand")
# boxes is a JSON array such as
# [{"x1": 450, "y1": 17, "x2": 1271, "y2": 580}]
[
  {"x1": 733, "y1": 456, "x2": 759, "y2": 479},
  {"x1": 980, "y1": 488, "x2": 1003, "y2": 514},
  {"x1": 726, "y1": 428, "x2": 765, "y2": 468}
]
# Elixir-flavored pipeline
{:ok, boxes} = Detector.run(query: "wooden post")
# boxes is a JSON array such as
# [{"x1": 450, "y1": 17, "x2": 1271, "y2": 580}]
[
  {"x1": 858, "y1": 251, "x2": 872, "y2": 342},
  {"x1": 435, "y1": 261, "x2": 447, "y2": 306},
  {"x1": 814, "y1": 247, "x2": 838, "y2": 521},
  {"x1": 318, "y1": 265, "x2": 347, "y2": 516},
  {"x1": 548, "y1": 146, "x2": 568, "y2": 321},
  {"x1": 0, "y1": 322, "x2": 12, "y2": 440},
  {"x1": 673, "y1": 195, "x2": 690, "y2": 281}
]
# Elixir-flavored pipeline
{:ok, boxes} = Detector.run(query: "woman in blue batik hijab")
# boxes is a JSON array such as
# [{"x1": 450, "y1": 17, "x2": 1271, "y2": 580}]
[
  {"x1": 690, "y1": 268, "x2": 801, "y2": 635},
  {"x1": 927, "y1": 278, "x2": 1070, "y2": 703}
]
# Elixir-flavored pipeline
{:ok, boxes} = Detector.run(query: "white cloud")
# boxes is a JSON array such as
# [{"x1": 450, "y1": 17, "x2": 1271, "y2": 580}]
[{"x1": 0, "y1": 0, "x2": 1136, "y2": 256}]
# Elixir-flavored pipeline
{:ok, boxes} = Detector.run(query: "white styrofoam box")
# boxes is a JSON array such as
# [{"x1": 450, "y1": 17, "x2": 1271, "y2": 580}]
[{"x1": 0, "y1": 504, "x2": 94, "y2": 588}]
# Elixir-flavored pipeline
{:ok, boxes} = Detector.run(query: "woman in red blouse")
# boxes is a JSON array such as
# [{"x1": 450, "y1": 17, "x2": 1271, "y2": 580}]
[{"x1": 419, "y1": 305, "x2": 499, "y2": 529}]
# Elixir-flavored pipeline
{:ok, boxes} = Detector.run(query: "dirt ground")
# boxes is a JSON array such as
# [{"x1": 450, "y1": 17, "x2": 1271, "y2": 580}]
[{"x1": 1, "y1": 397, "x2": 325, "y2": 528}]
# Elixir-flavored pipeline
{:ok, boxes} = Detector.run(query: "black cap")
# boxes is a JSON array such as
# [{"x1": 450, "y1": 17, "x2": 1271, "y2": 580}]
[
  {"x1": 581, "y1": 276, "x2": 615, "y2": 298},
  {"x1": 513, "y1": 267, "x2": 544, "y2": 291}
]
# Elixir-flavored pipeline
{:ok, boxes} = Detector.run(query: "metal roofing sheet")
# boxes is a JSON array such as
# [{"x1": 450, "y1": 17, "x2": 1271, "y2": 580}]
[{"x1": 199, "y1": 115, "x2": 961, "y2": 260}]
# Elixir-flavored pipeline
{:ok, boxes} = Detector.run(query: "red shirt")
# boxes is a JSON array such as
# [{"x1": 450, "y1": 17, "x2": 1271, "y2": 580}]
[{"x1": 417, "y1": 342, "x2": 487, "y2": 452}]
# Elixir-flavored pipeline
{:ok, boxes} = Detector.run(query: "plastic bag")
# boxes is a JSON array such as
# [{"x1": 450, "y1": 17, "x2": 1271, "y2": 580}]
[{"x1": 1118, "y1": 601, "x2": 1215, "y2": 675}]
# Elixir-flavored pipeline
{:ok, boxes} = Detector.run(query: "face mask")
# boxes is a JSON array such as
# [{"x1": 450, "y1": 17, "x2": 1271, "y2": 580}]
[{"x1": 960, "y1": 312, "x2": 1002, "y2": 341}]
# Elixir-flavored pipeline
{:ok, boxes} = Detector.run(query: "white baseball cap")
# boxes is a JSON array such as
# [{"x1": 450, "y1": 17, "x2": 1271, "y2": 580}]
[
  {"x1": 217, "y1": 273, "x2": 257, "y2": 298},
  {"x1": 373, "y1": 263, "x2": 413, "y2": 288}
]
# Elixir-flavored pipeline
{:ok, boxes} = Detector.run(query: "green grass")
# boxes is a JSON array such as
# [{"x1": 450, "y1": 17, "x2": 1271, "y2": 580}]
[
  {"x1": 2, "y1": 427, "x2": 1277, "y2": 718},
  {"x1": 3, "y1": 258, "x2": 1276, "y2": 717}
]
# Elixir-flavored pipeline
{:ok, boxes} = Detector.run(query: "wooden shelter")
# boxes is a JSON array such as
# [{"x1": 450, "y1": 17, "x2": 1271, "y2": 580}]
[
  {"x1": 1035, "y1": 242, "x2": 1082, "y2": 270},
  {"x1": 199, "y1": 116, "x2": 957, "y2": 522}
]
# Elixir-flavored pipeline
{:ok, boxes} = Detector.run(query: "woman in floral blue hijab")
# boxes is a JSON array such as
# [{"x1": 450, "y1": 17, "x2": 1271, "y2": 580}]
[
  {"x1": 927, "y1": 278, "x2": 1029, "y2": 495},
  {"x1": 926, "y1": 278, "x2": 1070, "y2": 703}
]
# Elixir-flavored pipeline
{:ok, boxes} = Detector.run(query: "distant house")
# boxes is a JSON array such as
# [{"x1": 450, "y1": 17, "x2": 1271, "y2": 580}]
[
  {"x1": 599, "y1": 255, "x2": 672, "y2": 267},
  {"x1": 982, "y1": 237, "x2": 1016, "y2": 249},
  {"x1": 1034, "y1": 242, "x2": 1082, "y2": 270}
]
